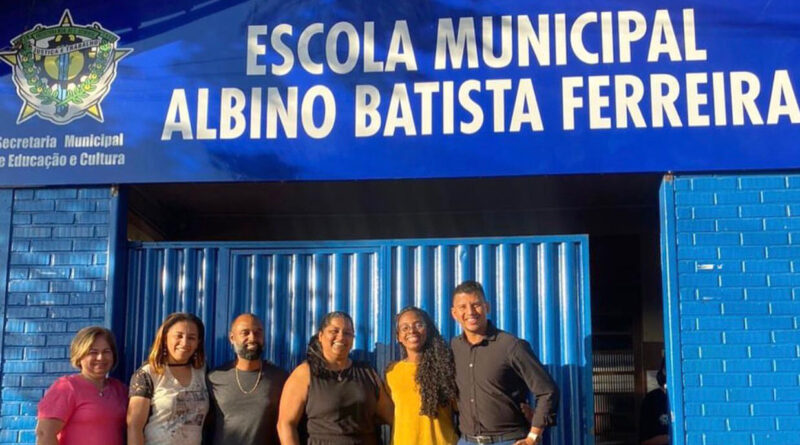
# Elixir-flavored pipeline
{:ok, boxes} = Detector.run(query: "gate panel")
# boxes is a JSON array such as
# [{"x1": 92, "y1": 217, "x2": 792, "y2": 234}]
[
  {"x1": 224, "y1": 247, "x2": 385, "y2": 369},
  {"x1": 126, "y1": 236, "x2": 592, "y2": 445}
]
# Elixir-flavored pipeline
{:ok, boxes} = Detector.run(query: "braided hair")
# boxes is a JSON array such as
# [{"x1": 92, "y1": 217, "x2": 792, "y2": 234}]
[
  {"x1": 306, "y1": 311, "x2": 354, "y2": 378},
  {"x1": 396, "y1": 306, "x2": 458, "y2": 417}
]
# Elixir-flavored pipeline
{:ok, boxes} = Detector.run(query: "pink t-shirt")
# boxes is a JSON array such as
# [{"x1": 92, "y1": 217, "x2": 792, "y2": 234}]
[{"x1": 37, "y1": 374, "x2": 127, "y2": 445}]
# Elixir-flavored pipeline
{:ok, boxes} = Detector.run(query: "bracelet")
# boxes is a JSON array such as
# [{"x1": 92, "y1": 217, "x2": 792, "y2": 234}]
[{"x1": 527, "y1": 432, "x2": 539, "y2": 443}]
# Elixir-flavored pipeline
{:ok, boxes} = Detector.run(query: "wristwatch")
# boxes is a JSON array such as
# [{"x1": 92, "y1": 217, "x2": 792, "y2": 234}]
[{"x1": 527, "y1": 432, "x2": 540, "y2": 443}]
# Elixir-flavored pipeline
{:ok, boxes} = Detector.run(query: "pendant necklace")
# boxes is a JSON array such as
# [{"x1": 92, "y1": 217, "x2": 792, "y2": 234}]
[
  {"x1": 235, "y1": 361, "x2": 263, "y2": 395},
  {"x1": 335, "y1": 363, "x2": 350, "y2": 382},
  {"x1": 84, "y1": 376, "x2": 106, "y2": 397}
]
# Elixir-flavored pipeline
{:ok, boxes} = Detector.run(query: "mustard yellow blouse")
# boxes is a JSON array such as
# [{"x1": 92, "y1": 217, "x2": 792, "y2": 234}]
[{"x1": 386, "y1": 361, "x2": 458, "y2": 445}]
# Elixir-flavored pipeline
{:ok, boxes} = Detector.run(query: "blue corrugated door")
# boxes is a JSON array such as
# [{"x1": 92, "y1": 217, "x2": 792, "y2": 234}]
[{"x1": 126, "y1": 236, "x2": 592, "y2": 445}]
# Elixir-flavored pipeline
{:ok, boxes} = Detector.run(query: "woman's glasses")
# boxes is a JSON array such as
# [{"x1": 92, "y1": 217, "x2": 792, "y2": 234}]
[{"x1": 398, "y1": 321, "x2": 426, "y2": 333}]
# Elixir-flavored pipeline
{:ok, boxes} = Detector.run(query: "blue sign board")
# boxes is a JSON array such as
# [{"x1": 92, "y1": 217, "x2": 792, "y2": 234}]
[{"x1": 1, "y1": 0, "x2": 799, "y2": 185}]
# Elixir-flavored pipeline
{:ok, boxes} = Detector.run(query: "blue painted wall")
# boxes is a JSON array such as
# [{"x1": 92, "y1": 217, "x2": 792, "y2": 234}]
[
  {"x1": 3, "y1": 173, "x2": 800, "y2": 444},
  {"x1": 0, "y1": 187, "x2": 116, "y2": 444},
  {"x1": 661, "y1": 174, "x2": 800, "y2": 445}
]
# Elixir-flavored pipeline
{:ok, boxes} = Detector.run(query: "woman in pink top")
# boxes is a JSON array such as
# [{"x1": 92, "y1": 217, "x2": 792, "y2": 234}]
[{"x1": 35, "y1": 326, "x2": 127, "y2": 445}]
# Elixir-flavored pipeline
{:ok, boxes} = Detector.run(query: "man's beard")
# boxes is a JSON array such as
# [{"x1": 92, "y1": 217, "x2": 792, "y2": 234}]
[{"x1": 234, "y1": 342, "x2": 263, "y2": 360}]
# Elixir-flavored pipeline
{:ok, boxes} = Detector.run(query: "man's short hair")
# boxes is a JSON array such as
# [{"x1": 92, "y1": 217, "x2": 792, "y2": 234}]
[
  {"x1": 452, "y1": 280, "x2": 486, "y2": 304},
  {"x1": 230, "y1": 313, "x2": 261, "y2": 332}
]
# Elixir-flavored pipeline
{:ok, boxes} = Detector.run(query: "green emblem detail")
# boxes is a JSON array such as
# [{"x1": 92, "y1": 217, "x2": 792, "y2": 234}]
[{"x1": 0, "y1": 10, "x2": 131, "y2": 124}]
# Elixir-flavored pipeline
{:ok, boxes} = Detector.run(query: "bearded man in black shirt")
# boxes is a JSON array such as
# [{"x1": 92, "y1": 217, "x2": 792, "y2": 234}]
[{"x1": 450, "y1": 281, "x2": 559, "y2": 445}]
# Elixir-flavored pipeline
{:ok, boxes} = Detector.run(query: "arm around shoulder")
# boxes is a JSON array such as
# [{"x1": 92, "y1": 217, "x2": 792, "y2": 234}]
[{"x1": 277, "y1": 362, "x2": 311, "y2": 445}]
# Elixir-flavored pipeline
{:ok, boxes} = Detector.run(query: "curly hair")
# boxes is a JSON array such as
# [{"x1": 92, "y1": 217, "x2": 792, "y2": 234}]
[
  {"x1": 306, "y1": 311, "x2": 354, "y2": 378},
  {"x1": 396, "y1": 306, "x2": 458, "y2": 417}
]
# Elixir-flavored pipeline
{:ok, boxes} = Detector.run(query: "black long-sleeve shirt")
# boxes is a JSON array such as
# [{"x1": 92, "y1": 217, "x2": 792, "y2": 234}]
[{"x1": 451, "y1": 322, "x2": 559, "y2": 437}]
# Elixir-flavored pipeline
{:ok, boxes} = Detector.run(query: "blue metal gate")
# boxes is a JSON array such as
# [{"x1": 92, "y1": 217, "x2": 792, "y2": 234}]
[{"x1": 125, "y1": 236, "x2": 593, "y2": 445}]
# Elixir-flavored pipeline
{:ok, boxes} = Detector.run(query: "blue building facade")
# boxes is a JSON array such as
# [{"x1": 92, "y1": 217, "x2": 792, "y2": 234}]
[
  {"x1": 661, "y1": 175, "x2": 800, "y2": 445},
  {"x1": 0, "y1": 175, "x2": 798, "y2": 444},
  {"x1": 2, "y1": 1, "x2": 800, "y2": 444}
]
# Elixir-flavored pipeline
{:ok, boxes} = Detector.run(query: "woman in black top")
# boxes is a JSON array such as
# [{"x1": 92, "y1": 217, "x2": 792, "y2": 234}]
[{"x1": 278, "y1": 311, "x2": 393, "y2": 445}]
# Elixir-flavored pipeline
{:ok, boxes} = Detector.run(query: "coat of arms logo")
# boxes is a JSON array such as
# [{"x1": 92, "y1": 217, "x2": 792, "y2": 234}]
[{"x1": 0, "y1": 10, "x2": 131, "y2": 125}]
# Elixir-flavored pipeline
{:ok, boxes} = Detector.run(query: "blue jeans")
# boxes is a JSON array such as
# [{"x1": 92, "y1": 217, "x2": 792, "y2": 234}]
[{"x1": 458, "y1": 438, "x2": 518, "y2": 445}]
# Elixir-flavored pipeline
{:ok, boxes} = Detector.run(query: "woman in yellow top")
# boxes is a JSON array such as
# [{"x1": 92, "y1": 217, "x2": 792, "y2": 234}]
[{"x1": 385, "y1": 306, "x2": 458, "y2": 445}]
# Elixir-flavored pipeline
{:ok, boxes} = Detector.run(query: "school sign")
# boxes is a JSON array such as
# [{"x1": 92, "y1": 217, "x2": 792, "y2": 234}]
[{"x1": 0, "y1": 1, "x2": 798, "y2": 185}]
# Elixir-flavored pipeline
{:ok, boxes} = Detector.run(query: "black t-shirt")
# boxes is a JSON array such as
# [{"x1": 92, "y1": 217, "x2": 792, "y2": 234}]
[{"x1": 639, "y1": 388, "x2": 669, "y2": 442}]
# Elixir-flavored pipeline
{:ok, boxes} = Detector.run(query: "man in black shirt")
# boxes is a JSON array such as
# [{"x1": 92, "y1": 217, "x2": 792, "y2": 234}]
[
  {"x1": 450, "y1": 280, "x2": 559, "y2": 445},
  {"x1": 205, "y1": 314, "x2": 288, "y2": 445}
]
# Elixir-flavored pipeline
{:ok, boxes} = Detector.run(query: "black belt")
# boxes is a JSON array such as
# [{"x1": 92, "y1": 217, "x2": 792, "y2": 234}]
[{"x1": 462, "y1": 432, "x2": 525, "y2": 444}]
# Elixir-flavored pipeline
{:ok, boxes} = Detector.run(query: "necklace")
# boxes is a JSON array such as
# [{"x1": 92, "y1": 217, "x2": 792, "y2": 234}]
[
  {"x1": 331, "y1": 362, "x2": 351, "y2": 382},
  {"x1": 235, "y1": 361, "x2": 263, "y2": 394},
  {"x1": 82, "y1": 375, "x2": 106, "y2": 397}
]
